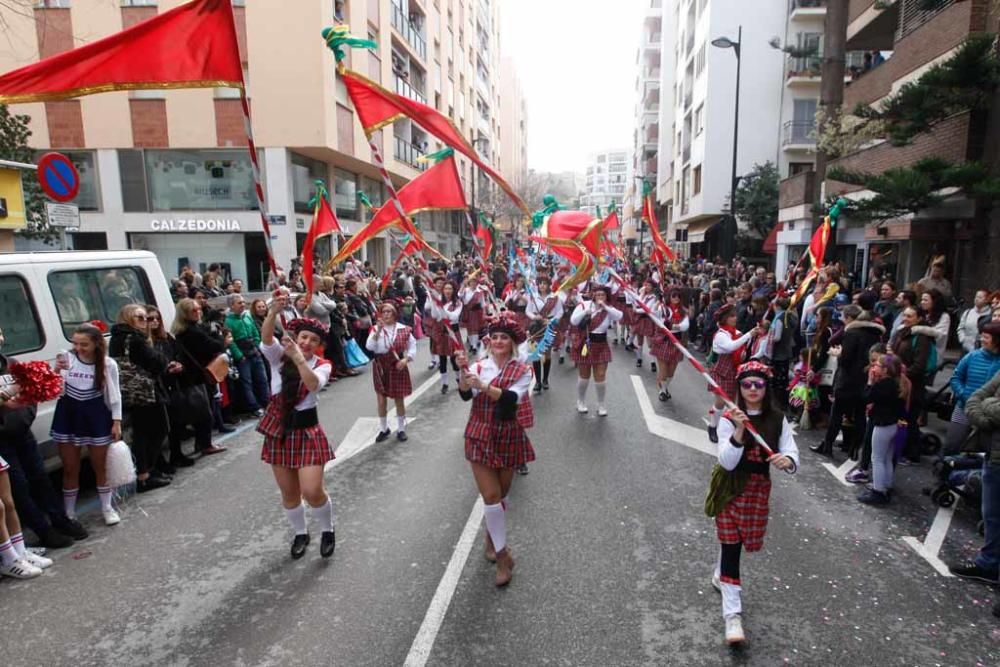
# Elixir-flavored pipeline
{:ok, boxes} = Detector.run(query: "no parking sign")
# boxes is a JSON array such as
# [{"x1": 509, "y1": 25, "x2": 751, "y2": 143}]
[{"x1": 37, "y1": 152, "x2": 80, "y2": 203}]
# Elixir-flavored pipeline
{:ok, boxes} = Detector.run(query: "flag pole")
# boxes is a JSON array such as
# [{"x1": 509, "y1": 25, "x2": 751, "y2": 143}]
[{"x1": 239, "y1": 89, "x2": 278, "y2": 282}]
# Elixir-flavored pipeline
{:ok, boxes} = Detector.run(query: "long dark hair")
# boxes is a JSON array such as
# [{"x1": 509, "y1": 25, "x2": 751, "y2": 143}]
[
  {"x1": 74, "y1": 324, "x2": 107, "y2": 392},
  {"x1": 922, "y1": 288, "x2": 946, "y2": 326},
  {"x1": 279, "y1": 355, "x2": 302, "y2": 427},
  {"x1": 736, "y1": 375, "x2": 777, "y2": 420}
]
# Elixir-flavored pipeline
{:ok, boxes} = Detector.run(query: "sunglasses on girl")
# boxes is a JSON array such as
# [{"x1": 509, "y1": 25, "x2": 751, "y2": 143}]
[{"x1": 740, "y1": 380, "x2": 767, "y2": 390}]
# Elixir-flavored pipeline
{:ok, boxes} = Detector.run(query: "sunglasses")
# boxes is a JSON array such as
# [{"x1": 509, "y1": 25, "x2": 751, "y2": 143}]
[
  {"x1": 740, "y1": 380, "x2": 767, "y2": 390},
  {"x1": 134, "y1": 315, "x2": 151, "y2": 322}
]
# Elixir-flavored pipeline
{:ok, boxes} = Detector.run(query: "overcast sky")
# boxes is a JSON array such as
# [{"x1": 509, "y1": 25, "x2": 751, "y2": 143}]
[{"x1": 500, "y1": 0, "x2": 645, "y2": 175}]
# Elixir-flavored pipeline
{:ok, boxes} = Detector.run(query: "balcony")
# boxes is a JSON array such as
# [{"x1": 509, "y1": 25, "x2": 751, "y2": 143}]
[
  {"x1": 786, "y1": 55, "x2": 821, "y2": 84},
  {"x1": 394, "y1": 74, "x2": 426, "y2": 104},
  {"x1": 790, "y1": 0, "x2": 826, "y2": 19},
  {"x1": 782, "y1": 120, "x2": 816, "y2": 148},
  {"x1": 643, "y1": 82, "x2": 660, "y2": 106},
  {"x1": 779, "y1": 170, "x2": 816, "y2": 210},
  {"x1": 391, "y1": 4, "x2": 427, "y2": 61},
  {"x1": 683, "y1": 90, "x2": 693, "y2": 110},
  {"x1": 394, "y1": 135, "x2": 427, "y2": 170},
  {"x1": 847, "y1": 0, "x2": 899, "y2": 51},
  {"x1": 644, "y1": 32, "x2": 662, "y2": 54}
]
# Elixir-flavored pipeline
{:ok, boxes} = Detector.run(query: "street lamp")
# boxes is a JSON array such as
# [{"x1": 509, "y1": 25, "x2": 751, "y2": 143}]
[
  {"x1": 469, "y1": 133, "x2": 490, "y2": 255},
  {"x1": 712, "y1": 25, "x2": 742, "y2": 261},
  {"x1": 634, "y1": 175, "x2": 650, "y2": 258}
]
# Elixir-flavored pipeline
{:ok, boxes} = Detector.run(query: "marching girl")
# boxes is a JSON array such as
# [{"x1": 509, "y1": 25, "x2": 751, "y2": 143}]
[
  {"x1": 456, "y1": 313, "x2": 534, "y2": 587},
  {"x1": 708, "y1": 361, "x2": 799, "y2": 645},
  {"x1": 505, "y1": 275, "x2": 531, "y2": 332},
  {"x1": 52, "y1": 323, "x2": 123, "y2": 526},
  {"x1": 570, "y1": 285, "x2": 624, "y2": 416},
  {"x1": 557, "y1": 287, "x2": 578, "y2": 365},
  {"x1": 425, "y1": 277, "x2": 444, "y2": 370},
  {"x1": 428, "y1": 279, "x2": 465, "y2": 394},
  {"x1": 650, "y1": 289, "x2": 690, "y2": 402},
  {"x1": 707, "y1": 304, "x2": 764, "y2": 444},
  {"x1": 525, "y1": 277, "x2": 565, "y2": 393},
  {"x1": 258, "y1": 298, "x2": 336, "y2": 560},
  {"x1": 460, "y1": 275, "x2": 490, "y2": 356},
  {"x1": 366, "y1": 302, "x2": 417, "y2": 442},
  {"x1": 629, "y1": 279, "x2": 661, "y2": 371},
  {"x1": 612, "y1": 275, "x2": 631, "y2": 346}
]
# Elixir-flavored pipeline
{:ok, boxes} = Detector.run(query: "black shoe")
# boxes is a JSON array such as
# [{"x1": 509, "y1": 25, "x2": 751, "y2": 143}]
[
  {"x1": 320, "y1": 530, "x2": 336, "y2": 558},
  {"x1": 516, "y1": 463, "x2": 529, "y2": 475},
  {"x1": 156, "y1": 458, "x2": 176, "y2": 476},
  {"x1": 949, "y1": 562, "x2": 1000, "y2": 584},
  {"x1": 658, "y1": 390, "x2": 668, "y2": 402},
  {"x1": 375, "y1": 429, "x2": 391, "y2": 443},
  {"x1": 39, "y1": 527, "x2": 74, "y2": 549},
  {"x1": 397, "y1": 431, "x2": 408, "y2": 442},
  {"x1": 441, "y1": 384, "x2": 449, "y2": 394},
  {"x1": 542, "y1": 380, "x2": 549, "y2": 390},
  {"x1": 151, "y1": 470, "x2": 173, "y2": 483},
  {"x1": 635, "y1": 358, "x2": 642, "y2": 368},
  {"x1": 137, "y1": 476, "x2": 171, "y2": 493},
  {"x1": 291, "y1": 533, "x2": 310, "y2": 559},
  {"x1": 857, "y1": 489, "x2": 890, "y2": 506},
  {"x1": 217, "y1": 425, "x2": 236, "y2": 434},
  {"x1": 558, "y1": 356, "x2": 564, "y2": 365},
  {"x1": 169, "y1": 454, "x2": 196, "y2": 468},
  {"x1": 533, "y1": 383, "x2": 542, "y2": 394},
  {"x1": 708, "y1": 426, "x2": 718, "y2": 443},
  {"x1": 650, "y1": 361, "x2": 657, "y2": 373},
  {"x1": 51, "y1": 515, "x2": 88, "y2": 541},
  {"x1": 809, "y1": 443, "x2": 832, "y2": 456}
]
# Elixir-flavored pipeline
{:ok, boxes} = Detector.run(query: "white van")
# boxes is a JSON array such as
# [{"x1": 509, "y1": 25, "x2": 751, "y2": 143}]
[{"x1": 0, "y1": 251, "x2": 175, "y2": 467}]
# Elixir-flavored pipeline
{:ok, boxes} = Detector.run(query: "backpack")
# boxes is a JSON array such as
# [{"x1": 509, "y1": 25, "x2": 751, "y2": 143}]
[{"x1": 912, "y1": 334, "x2": 938, "y2": 377}]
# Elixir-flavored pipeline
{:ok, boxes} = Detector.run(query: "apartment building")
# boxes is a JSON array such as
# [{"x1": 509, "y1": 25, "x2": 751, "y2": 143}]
[
  {"x1": 496, "y1": 56, "x2": 528, "y2": 235},
  {"x1": 1, "y1": 0, "x2": 517, "y2": 288},
  {"x1": 580, "y1": 149, "x2": 629, "y2": 219}
]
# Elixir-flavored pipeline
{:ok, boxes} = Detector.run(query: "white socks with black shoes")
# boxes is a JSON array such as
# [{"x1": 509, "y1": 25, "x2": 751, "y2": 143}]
[
  {"x1": 286, "y1": 500, "x2": 335, "y2": 535},
  {"x1": 285, "y1": 503, "x2": 307, "y2": 536}
]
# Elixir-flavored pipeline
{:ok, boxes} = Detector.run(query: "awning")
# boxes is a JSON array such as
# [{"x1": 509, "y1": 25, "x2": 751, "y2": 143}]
[
  {"x1": 762, "y1": 223, "x2": 783, "y2": 255},
  {"x1": 686, "y1": 217, "x2": 723, "y2": 243}
]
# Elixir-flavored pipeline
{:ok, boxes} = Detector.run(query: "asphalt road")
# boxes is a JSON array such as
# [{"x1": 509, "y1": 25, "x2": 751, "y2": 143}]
[{"x1": 2, "y1": 341, "x2": 997, "y2": 666}]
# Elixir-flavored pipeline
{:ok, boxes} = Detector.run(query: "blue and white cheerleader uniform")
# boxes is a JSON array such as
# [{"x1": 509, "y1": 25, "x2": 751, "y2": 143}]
[{"x1": 50, "y1": 353, "x2": 122, "y2": 446}]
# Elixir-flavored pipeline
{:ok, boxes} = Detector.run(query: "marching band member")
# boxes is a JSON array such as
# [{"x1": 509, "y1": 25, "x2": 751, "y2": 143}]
[
  {"x1": 366, "y1": 302, "x2": 417, "y2": 443},
  {"x1": 569, "y1": 285, "x2": 623, "y2": 416},
  {"x1": 429, "y1": 279, "x2": 464, "y2": 394},
  {"x1": 525, "y1": 277, "x2": 565, "y2": 393},
  {"x1": 707, "y1": 305, "x2": 764, "y2": 443},
  {"x1": 629, "y1": 279, "x2": 660, "y2": 371},
  {"x1": 460, "y1": 275, "x2": 490, "y2": 356},
  {"x1": 650, "y1": 289, "x2": 690, "y2": 401},
  {"x1": 557, "y1": 287, "x2": 577, "y2": 365},
  {"x1": 505, "y1": 275, "x2": 531, "y2": 331},
  {"x1": 425, "y1": 276, "x2": 444, "y2": 370}
]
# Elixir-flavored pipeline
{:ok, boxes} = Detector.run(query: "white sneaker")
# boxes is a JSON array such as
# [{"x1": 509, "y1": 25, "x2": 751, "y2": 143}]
[
  {"x1": 0, "y1": 558, "x2": 42, "y2": 579},
  {"x1": 711, "y1": 572, "x2": 721, "y2": 592},
  {"x1": 725, "y1": 614, "x2": 745, "y2": 645},
  {"x1": 576, "y1": 402, "x2": 589, "y2": 414},
  {"x1": 103, "y1": 508, "x2": 121, "y2": 526},
  {"x1": 23, "y1": 550, "x2": 53, "y2": 569},
  {"x1": 27, "y1": 546, "x2": 47, "y2": 557},
  {"x1": 597, "y1": 406, "x2": 608, "y2": 417}
]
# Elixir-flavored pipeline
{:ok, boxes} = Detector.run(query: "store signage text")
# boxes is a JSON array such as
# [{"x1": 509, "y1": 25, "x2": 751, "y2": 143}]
[{"x1": 150, "y1": 219, "x2": 242, "y2": 232}]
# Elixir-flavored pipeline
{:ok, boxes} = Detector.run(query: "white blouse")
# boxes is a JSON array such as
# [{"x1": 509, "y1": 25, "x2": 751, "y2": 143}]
[
  {"x1": 570, "y1": 302, "x2": 624, "y2": 333},
  {"x1": 526, "y1": 292, "x2": 565, "y2": 320},
  {"x1": 717, "y1": 410, "x2": 800, "y2": 473},
  {"x1": 467, "y1": 356, "x2": 533, "y2": 399},
  {"x1": 712, "y1": 329, "x2": 755, "y2": 355},
  {"x1": 430, "y1": 297, "x2": 463, "y2": 325},
  {"x1": 365, "y1": 322, "x2": 417, "y2": 361},
  {"x1": 260, "y1": 340, "x2": 331, "y2": 410},
  {"x1": 657, "y1": 305, "x2": 690, "y2": 333}
]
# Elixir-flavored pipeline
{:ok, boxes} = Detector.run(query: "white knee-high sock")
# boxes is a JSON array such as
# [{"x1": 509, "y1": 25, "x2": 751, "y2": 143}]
[
  {"x1": 440, "y1": 370, "x2": 448, "y2": 385},
  {"x1": 663, "y1": 376, "x2": 672, "y2": 389},
  {"x1": 635, "y1": 345, "x2": 642, "y2": 359},
  {"x1": 97, "y1": 486, "x2": 112, "y2": 513},
  {"x1": 595, "y1": 381, "x2": 607, "y2": 407},
  {"x1": 397, "y1": 414, "x2": 407, "y2": 431},
  {"x1": 10, "y1": 533, "x2": 26, "y2": 558},
  {"x1": 378, "y1": 416, "x2": 388, "y2": 431},
  {"x1": 0, "y1": 539, "x2": 16, "y2": 567},
  {"x1": 721, "y1": 582, "x2": 742, "y2": 618},
  {"x1": 285, "y1": 503, "x2": 307, "y2": 535},
  {"x1": 309, "y1": 498, "x2": 335, "y2": 533},
  {"x1": 63, "y1": 488, "x2": 79, "y2": 519},
  {"x1": 483, "y1": 502, "x2": 507, "y2": 552},
  {"x1": 577, "y1": 378, "x2": 589, "y2": 402},
  {"x1": 708, "y1": 408, "x2": 720, "y2": 428}
]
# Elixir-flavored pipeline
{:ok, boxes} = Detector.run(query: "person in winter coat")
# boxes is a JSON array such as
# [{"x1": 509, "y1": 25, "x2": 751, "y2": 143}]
[
  {"x1": 946, "y1": 322, "x2": 1000, "y2": 457},
  {"x1": 957, "y1": 289, "x2": 992, "y2": 354},
  {"x1": 225, "y1": 293, "x2": 270, "y2": 416},
  {"x1": 811, "y1": 307, "x2": 885, "y2": 458},
  {"x1": 889, "y1": 306, "x2": 936, "y2": 464}
]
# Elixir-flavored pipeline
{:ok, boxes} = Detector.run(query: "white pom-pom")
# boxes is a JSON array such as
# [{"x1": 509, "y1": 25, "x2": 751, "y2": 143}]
[{"x1": 105, "y1": 440, "x2": 136, "y2": 489}]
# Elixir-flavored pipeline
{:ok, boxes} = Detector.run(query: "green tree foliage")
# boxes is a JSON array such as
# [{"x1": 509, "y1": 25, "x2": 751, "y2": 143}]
[
  {"x1": 0, "y1": 104, "x2": 55, "y2": 243},
  {"x1": 733, "y1": 161, "x2": 779, "y2": 238}
]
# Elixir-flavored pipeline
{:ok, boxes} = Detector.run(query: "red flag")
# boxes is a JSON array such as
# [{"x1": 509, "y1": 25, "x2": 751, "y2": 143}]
[
  {"x1": 543, "y1": 210, "x2": 603, "y2": 258},
  {"x1": 302, "y1": 196, "x2": 342, "y2": 301},
  {"x1": 603, "y1": 209, "x2": 620, "y2": 231},
  {"x1": 0, "y1": 0, "x2": 242, "y2": 103},
  {"x1": 643, "y1": 195, "x2": 676, "y2": 262},
  {"x1": 807, "y1": 217, "x2": 833, "y2": 268},
  {"x1": 340, "y1": 70, "x2": 528, "y2": 215},
  {"x1": 327, "y1": 155, "x2": 466, "y2": 267},
  {"x1": 474, "y1": 224, "x2": 493, "y2": 263}
]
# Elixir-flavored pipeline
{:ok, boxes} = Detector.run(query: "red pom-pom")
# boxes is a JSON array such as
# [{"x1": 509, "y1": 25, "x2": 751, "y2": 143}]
[
  {"x1": 88, "y1": 320, "x2": 109, "y2": 333},
  {"x1": 8, "y1": 360, "x2": 63, "y2": 404}
]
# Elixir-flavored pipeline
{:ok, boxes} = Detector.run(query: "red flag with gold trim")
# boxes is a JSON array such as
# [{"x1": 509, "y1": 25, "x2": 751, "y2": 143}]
[
  {"x1": 302, "y1": 193, "x2": 342, "y2": 301},
  {"x1": 643, "y1": 194, "x2": 676, "y2": 262}
]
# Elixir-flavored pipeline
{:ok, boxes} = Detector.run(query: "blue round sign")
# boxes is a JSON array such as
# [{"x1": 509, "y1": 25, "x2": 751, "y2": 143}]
[{"x1": 37, "y1": 152, "x2": 80, "y2": 203}]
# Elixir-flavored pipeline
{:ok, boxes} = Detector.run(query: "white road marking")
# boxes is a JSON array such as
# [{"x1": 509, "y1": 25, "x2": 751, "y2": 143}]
[
  {"x1": 631, "y1": 375, "x2": 715, "y2": 457},
  {"x1": 902, "y1": 505, "x2": 956, "y2": 577},
  {"x1": 821, "y1": 457, "x2": 856, "y2": 487},
  {"x1": 403, "y1": 497, "x2": 484, "y2": 667}
]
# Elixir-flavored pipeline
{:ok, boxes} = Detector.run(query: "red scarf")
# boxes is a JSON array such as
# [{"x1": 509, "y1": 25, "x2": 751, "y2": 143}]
[{"x1": 718, "y1": 324, "x2": 746, "y2": 360}]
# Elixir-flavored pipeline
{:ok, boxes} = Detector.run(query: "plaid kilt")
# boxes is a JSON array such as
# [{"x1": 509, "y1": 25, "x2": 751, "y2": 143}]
[
  {"x1": 464, "y1": 361, "x2": 535, "y2": 468},
  {"x1": 373, "y1": 354, "x2": 413, "y2": 398},
  {"x1": 632, "y1": 314, "x2": 657, "y2": 338},
  {"x1": 464, "y1": 306, "x2": 486, "y2": 334},
  {"x1": 709, "y1": 352, "x2": 739, "y2": 398},
  {"x1": 571, "y1": 339, "x2": 612, "y2": 366},
  {"x1": 715, "y1": 474, "x2": 772, "y2": 551},
  {"x1": 651, "y1": 333, "x2": 684, "y2": 365},
  {"x1": 430, "y1": 322, "x2": 462, "y2": 357},
  {"x1": 257, "y1": 400, "x2": 334, "y2": 468},
  {"x1": 513, "y1": 311, "x2": 531, "y2": 331}
]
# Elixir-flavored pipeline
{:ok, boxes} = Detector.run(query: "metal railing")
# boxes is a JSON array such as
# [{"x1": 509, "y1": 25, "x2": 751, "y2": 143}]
[
  {"x1": 787, "y1": 55, "x2": 822, "y2": 78},
  {"x1": 782, "y1": 120, "x2": 816, "y2": 146},
  {"x1": 394, "y1": 74, "x2": 426, "y2": 104},
  {"x1": 391, "y1": 4, "x2": 427, "y2": 60},
  {"x1": 790, "y1": 0, "x2": 826, "y2": 12},
  {"x1": 394, "y1": 135, "x2": 427, "y2": 170}
]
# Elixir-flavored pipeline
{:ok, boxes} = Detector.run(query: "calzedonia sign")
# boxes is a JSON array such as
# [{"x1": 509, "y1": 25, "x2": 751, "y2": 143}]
[{"x1": 150, "y1": 219, "x2": 242, "y2": 232}]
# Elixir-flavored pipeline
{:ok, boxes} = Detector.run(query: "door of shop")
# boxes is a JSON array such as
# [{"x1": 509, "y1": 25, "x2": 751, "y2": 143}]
[{"x1": 243, "y1": 232, "x2": 269, "y2": 291}]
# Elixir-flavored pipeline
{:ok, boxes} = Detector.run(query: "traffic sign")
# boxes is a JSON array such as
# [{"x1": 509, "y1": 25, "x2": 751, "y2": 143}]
[
  {"x1": 45, "y1": 202, "x2": 80, "y2": 228},
  {"x1": 37, "y1": 152, "x2": 80, "y2": 203}
]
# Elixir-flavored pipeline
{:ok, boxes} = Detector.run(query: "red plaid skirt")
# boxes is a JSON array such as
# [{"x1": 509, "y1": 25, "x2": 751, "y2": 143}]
[
  {"x1": 651, "y1": 334, "x2": 684, "y2": 365},
  {"x1": 465, "y1": 428, "x2": 535, "y2": 469},
  {"x1": 256, "y1": 402, "x2": 334, "y2": 469},
  {"x1": 373, "y1": 355, "x2": 412, "y2": 398},
  {"x1": 715, "y1": 475, "x2": 771, "y2": 551},
  {"x1": 430, "y1": 322, "x2": 462, "y2": 357},
  {"x1": 571, "y1": 339, "x2": 612, "y2": 366},
  {"x1": 513, "y1": 311, "x2": 531, "y2": 331},
  {"x1": 709, "y1": 353, "x2": 739, "y2": 399},
  {"x1": 464, "y1": 307, "x2": 486, "y2": 334},
  {"x1": 633, "y1": 315, "x2": 657, "y2": 338}
]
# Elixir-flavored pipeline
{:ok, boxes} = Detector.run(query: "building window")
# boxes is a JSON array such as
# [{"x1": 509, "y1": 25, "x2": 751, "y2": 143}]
[
  {"x1": 789, "y1": 162, "x2": 812, "y2": 177},
  {"x1": 36, "y1": 0, "x2": 70, "y2": 7},
  {"x1": 333, "y1": 168, "x2": 358, "y2": 220},
  {"x1": 694, "y1": 104, "x2": 704, "y2": 136},
  {"x1": 144, "y1": 149, "x2": 258, "y2": 211},
  {"x1": 0, "y1": 276, "x2": 44, "y2": 355},
  {"x1": 291, "y1": 153, "x2": 328, "y2": 215},
  {"x1": 121, "y1": 0, "x2": 157, "y2": 5},
  {"x1": 360, "y1": 176, "x2": 384, "y2": 210},
  {"x1": 695, "y1": 44, "x2": 706, "y2": 76},
  {"x1": 48, "y1": 267, "x2": 153, "y2": 339},
  {"x1": 693, "y1": 165, "x2": 702, "y2": 196}
]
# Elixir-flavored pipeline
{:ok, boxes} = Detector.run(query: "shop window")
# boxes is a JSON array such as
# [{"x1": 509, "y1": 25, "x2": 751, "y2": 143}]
[
  {"x1": 48, "y1": 267, "x2": 153, "y2": 339},
  {"x1": 119, "y1": 149, "x2": 150, "y2": 212},
  {"x1": 334, "y1": 168, "x2": 359, "y2": 220},
  {"x1": 144, "y1": 149, "x2": 257, "y2": 211},
  {"x1": 0, "y1": 276, "x2": 44, "y2": 355},
  {"x1": 292, "y1": 153, "x2": 328, "y2": 214}
]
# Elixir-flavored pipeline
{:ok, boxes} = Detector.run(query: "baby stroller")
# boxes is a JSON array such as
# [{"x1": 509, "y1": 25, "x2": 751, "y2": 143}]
[{"x1": 924, "y1": 426, "x2": 984, "y2": 510}]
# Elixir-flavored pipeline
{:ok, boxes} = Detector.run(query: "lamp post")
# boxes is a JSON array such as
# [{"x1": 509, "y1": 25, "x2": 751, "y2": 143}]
[
  {"x1": 469, "y1": 132, "x2": 490, "y2": 256},
  {"x1": 711, "y1": 25, "x2": 741, "y2": 261}
]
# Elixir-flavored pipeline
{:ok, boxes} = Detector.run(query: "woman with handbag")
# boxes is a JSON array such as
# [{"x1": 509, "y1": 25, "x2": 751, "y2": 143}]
[
  {"x1": 110, "y1": 304, "x2": 172, "y2": 494},
  {"x1": 52, "y1": 322, "x2": 123, "y2": 526}
]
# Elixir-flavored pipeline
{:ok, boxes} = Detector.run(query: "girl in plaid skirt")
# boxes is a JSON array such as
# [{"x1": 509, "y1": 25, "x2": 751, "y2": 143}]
[
  {"x1": 258, "y1": 298, "x2": 336, "y2": 561},
  {"x1": 570, "y1": 285, "x2": 623, "y2": 416},
  {"x1": 708, "y1": 304, "x2": 765, "y2": 444},
  {"x1": 460, "y1": 277, "x2": 491, "y2": 355},
  {"x1": 457, "y1": 313, "x2": 534, "y2": 587},
  {"x1": 629, "y1": 280, "x2": 661, "y2": 371},
  {"x1": 428, "y1": 279, "x2": 464, "y2": 394},
  {"x1": 711, "y1": 361, "x2": 799, "y2": 645},
  {"x1": 650, "y1": 289, "x2": 690, "y2": 402},
  {"x1": 525, "y1": 278, "x2": 565, "y2": 393},
  {"x1": 366, "y1": 302, "x2": 417, "y2": 443},
  {"x1": 505, "y1": 276, "x2": 530, "y2": 331}
]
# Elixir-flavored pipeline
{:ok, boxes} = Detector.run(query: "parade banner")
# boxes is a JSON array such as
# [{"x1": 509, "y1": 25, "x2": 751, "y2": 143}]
[
  {"x1": 643, "y1": 193, "x2": 676, "y2": 262},
  {"x1": 302, "y1": 184, "x2": 342, "y2": 301},
  {"x1": 474, "y1": 220, "x2": 494, "y2": 264}
]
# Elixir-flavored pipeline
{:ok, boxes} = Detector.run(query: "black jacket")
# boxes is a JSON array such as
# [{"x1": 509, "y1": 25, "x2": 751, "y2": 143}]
[
  {"x1": 833, "y1": 320, "x2": 886, "y2": 398},
  {"x1": 864, "y1": 377, "x2": 905, "y2": 426},
  {"x1": 109, "y1": 323, "x2": 170, "y2": 403},
  {"x1": 0, "y1": 353, "x2": 36, "y2": 437},
  {"x1": 175, "y1": 323, "x2": 226, "y2": 386},
  {"x1": 890, "y1": 325, "x2": 935, "y2": 384}
]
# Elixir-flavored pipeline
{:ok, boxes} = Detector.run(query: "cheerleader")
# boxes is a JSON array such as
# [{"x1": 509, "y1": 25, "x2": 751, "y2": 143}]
[
  {"x1": 258, "y1": 298, "x2": 336, "y2": 559},
  {"x1": 629, "y1": 279, "x2": 660, "y2": 371},
  {"x1": 569, "y1": 285, "x2": 624, "y2": 416},
  {"x1": 429, "y1": 279, "x2": 464, "y2": 394},
  {"x1": 525, "y1": 277, "x2": 565, "y2": 393},
  {"x1": 505, "y1": 275, "x2": 530, "y2": 331},
  {"x1": 707, "y1": 304, "x2": 764, "y2": 444},
  {"x1": 650, "y1": 289, "x2": 690, "y2": 401},
  {"x1": 460, "y1": 276, "x2": 490, "y2": 355},
  {"x1": 456, "y1": 313, "x2": 534, "y2": 587},
  {"x1": 707, "y1": 361, "x2": 799, "y2": 645},
  {"x1": 52, "y1": 323, "x2": 123, "y2": 526},
  {"x1": 366, "y1": 302, "x2": 417, "y2": 442}
]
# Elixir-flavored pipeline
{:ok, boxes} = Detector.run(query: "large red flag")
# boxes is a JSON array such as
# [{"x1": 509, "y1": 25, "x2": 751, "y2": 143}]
[
  {"x1": 327, "y1": 155, "x2": 467, "y2": 267},
  {"x1": 603, "y1": 209, "x2": 620, "y2": 231},
  {"x1": 0, "y1": 0, "x2": 242, "y2": 103},
  {"x1": 643, "y1": 195, "x2": 676, "y2": 262},
  {"x1": 807, "y1": 216, "x2": 833, "y2": 268},
  {"x1": 474, "y1": 224, "x2": 493, "y2": 264},
  {"x1": 302, "y1": 195, "x2": 342, "y2": 301},
  {"x1": 339, "y1": 70, "x2": 528, "y2": 215}
]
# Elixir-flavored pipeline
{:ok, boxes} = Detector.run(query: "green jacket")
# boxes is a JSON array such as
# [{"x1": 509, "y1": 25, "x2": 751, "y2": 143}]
[
  {"x1": 965, "y1": 369, "x2": 1000, "y2": 464},
  {"x1": 224, "y1": 310, "x2": 261, "y2": 362}
]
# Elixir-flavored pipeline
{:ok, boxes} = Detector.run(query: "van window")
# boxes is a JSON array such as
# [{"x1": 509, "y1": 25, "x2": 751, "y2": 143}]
[
  {"x1": 0, "y1": 275, "x2": 44, "y2": 355},
  {"x1": 48, "y1": 268, "x2": 153, "y2": 339}
]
